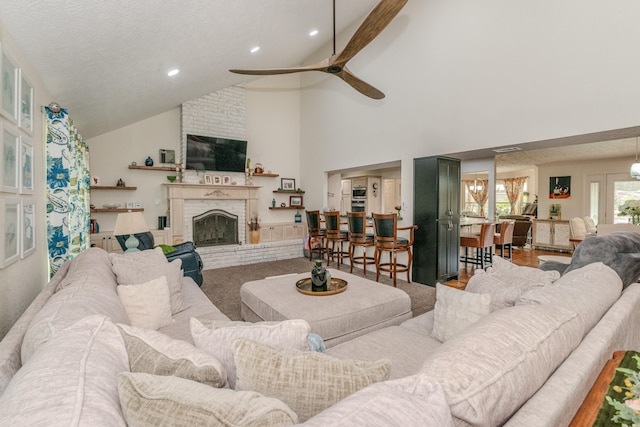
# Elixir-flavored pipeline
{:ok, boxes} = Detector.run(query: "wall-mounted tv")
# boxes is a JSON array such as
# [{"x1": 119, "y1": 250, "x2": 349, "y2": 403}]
[{"x1": 185, "y1": 134, "x2": 247, "y2": 173}]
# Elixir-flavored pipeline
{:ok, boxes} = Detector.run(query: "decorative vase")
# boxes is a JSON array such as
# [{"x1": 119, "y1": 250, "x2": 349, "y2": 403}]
[
  {"x1": 145, "y1": 156, "x2": 154, "y2": 166},
  {"x1": 250, "y1": 230, "x2": 260, "y2": 244},
  {"x1": 311, "y1": 260, "x2": 330, "y2": 292}
]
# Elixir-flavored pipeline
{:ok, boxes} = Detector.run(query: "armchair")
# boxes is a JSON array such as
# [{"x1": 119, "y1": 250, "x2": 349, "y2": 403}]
[{"x1": 115, "y1": 232, "x2": 204, "y2": 286}]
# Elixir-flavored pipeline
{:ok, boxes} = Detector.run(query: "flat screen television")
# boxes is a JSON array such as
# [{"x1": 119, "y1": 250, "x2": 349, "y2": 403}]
[{"x1": 185, "y1": 134, "x2": 247, "y2": 172}]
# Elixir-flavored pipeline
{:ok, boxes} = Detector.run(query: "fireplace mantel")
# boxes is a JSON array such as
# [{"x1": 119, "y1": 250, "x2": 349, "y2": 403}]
[{"x1": 164, "y1": 183, "x2": 260, "y2": 243}]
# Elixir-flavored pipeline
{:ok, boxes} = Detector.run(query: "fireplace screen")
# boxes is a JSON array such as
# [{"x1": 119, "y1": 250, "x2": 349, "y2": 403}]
[{"x1": 192, "y1": 209, "x2": 239, "y2": 247}]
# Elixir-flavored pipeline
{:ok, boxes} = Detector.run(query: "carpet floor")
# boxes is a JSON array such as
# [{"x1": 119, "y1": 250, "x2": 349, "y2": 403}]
[{"x1": 201, "y1": 257, "x2": 437, "y2": 321}]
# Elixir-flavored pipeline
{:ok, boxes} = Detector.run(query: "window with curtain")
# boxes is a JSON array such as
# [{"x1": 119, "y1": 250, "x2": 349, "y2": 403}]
[{"x1": 44, "y1": 106, "x2": 90, "y2": 277}]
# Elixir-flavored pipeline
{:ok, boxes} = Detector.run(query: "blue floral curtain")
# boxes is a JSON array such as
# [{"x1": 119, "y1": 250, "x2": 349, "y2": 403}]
[{"x1": 44, "y1": 106, "x2": 91, "y2": 277}]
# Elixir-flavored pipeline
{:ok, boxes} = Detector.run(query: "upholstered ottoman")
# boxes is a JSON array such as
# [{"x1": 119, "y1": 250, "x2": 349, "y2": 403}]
[{"x1": 240, "y1": 269, "x2": 412, "y2": 348}]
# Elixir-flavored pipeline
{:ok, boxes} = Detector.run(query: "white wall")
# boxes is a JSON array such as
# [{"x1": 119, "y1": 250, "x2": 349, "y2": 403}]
[
  {"x1": 87, "y1": 108, "x2": 181, "y2": 232},
  {"x1": 298, "y1": 0, "x2": 640, "y2": 224},
  {"x1": 0, "y1": 20, "x2": 52, "y2": 339}
]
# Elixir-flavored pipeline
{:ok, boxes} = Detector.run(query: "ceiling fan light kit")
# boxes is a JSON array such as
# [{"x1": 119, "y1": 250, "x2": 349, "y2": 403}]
[{"x1": 230, "y1": 0, "x2": 408, "y2": 99}]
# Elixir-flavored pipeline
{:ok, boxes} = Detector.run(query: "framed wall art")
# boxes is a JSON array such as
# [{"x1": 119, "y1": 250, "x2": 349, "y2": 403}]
[
  {"x1": 19, "y1": 70, "x2": 33, "y2": 134},
  {"x1": 204, "y1": 173, "x2": 213, "y2": 185},
  {"x1": 213, "y1": 175, "x2": 221, "y2": 185},
  {"x1": 290, "y1": 196, "x2": 303, "y2": 207},
  {"x1": 281, "y1": 178, "x2": 295, "y2": 191},
  {"x1": 1, "y1": 122, "x2": 19, "y2": 193},
  {"x1": 20, "y1": 138, "x2": 33, "y2": 194},
  {"x1": 0, "y1": 45, "x2": 18, "y2": 123},
  {"x1": 0, "y1": 198, "x2": 20, "y2": 268},
  {"x1": 21, "y1": 199, "x2": 34, "y2": 258},
  {"x1": 549, "y1": 176, "x2": 571, "y2": 199}
]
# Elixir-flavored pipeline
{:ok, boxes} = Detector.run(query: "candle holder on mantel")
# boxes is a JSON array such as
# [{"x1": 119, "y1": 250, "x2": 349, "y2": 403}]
[{"x1": 245, "y1": 169, "x2": 253, "y2": 185}]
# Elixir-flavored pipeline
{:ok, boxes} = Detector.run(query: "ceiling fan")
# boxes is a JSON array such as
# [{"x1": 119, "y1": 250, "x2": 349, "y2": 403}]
[{"x1": 229, "y1": 0, "x2": 408, "y2": 99}]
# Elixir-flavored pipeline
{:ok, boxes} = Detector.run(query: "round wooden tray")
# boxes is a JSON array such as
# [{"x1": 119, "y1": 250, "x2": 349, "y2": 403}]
[{"x1": 295, "y1": 277, "x2": 348, "y2": 296}]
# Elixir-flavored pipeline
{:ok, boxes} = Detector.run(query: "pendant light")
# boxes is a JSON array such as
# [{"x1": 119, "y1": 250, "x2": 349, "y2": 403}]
[{"x1": 631, "y1": 137, "x2": 640, "y2": 179}]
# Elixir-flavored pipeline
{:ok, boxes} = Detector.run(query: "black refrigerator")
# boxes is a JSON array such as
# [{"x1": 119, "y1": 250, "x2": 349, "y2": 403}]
[{"x1": 412, "y1": 156, "x2": 461, "y2": 285}]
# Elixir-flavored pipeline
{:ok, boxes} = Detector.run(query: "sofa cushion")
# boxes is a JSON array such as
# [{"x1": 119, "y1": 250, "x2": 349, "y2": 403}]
[
  {"x1": 432, "y1": 283, "x2": 491, "y2": 342},
  {"x1": 517, "y1": 262, "x2": 622, "y2": 332},
  {"x1": 118, "y1": 372, "x2": 297, "y2": 427},
  {"x1": 487, "y1": 255, "x2": 561, "y2": 282},
  {"x1": 421, "y1": 304, "x2": 584, "y2": 426},
  {"x1": 300, "y1": 374, "x2": 454, "y2": 427},
  {"x1": 21, "y1": 248, "x2": 129, "y2": 364},
  {"x1": 117, "y1": 276, "x2": 173, "y2": 330},
  {"x1": 232, "y1": 338, "x2": 390, "y2": 422},
  {"x1": 190, "y1": 318, "x2": 310, "y2": 389},
  {"x1": 117, "y1": 323, "x2": 226, "y2": 388},
  {"x1": 0, "y1": 315, "x2": 129, "y2": 426},
  {"x1": 110, "y1": 248, "x2": 187, "y2": 314}
]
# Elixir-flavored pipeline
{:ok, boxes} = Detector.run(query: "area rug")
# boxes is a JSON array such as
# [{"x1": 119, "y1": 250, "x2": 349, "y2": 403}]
[{"x1": 201, "y1": 257, "x2": 437, "y2": 321}]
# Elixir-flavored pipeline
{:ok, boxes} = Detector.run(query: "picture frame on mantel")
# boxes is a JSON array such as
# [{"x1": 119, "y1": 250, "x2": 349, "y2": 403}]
[{"x1": 204, "y1": 173, "x2": 213, "y2": 185}]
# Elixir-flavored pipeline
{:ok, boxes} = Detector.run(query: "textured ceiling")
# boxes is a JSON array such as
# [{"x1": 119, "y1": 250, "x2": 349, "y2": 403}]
[{"x1": 0, "y1": 0, "x2": 377, "y2": 138}]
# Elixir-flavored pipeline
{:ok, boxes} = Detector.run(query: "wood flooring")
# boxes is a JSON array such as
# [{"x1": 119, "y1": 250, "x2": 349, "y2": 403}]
[{"x1": 444, "y1": 246, "x2": 568, "y2": 290}]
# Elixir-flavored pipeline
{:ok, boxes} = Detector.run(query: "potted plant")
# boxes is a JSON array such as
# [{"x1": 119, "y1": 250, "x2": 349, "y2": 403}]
[{"x1": 248, "y1": 215, "x2": 260, "y2": 244}]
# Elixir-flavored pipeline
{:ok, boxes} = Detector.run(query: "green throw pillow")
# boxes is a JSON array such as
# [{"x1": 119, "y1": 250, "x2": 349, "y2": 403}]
[{"x1": 156, "y1": 244, "x2": 177, "y2": 255}]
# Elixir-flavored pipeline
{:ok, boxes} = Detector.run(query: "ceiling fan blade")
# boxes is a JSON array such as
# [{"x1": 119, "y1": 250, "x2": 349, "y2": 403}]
[
  {"x1": 230, "y1": 60, "x2": 328, "y2": 76},
  {"x1": 334, "y1": 0, "x2": 408, "y2": 65},
  {"x1": 337, "y1": 67, "x2": 385, "y2": 99}
]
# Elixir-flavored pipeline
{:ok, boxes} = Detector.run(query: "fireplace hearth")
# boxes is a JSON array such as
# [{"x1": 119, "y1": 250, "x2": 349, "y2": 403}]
[{"x1": 192, "y1": 209, "x2": 239, "y2": 247}]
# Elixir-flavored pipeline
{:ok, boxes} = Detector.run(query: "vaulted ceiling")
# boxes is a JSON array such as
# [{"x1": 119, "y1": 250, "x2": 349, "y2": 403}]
[{"x1": 0, "y1": 0, "x2": 377, "y2": 138}]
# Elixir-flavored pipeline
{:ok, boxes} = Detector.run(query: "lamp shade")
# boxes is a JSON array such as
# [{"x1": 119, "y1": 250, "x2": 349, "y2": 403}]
[
  {"x1": 631, "y1": 162, "x2": 640, "y2": 179},
  {"x1": 113, "y1": 212, "x2": 149, "y2": 236}
]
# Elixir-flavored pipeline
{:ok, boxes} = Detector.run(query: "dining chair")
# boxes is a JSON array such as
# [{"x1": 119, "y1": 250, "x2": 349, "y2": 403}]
[
  {"x1": 347, "y1": 211, "x2": 374, "y2": 276},
  {"x1": 372, "y1": 213, "x2": 417, "y2": 287},
  {"x1": 324, "y1": 211, "x2": 349, "y2": 267},
  {"x1": 494, "y1": 221, "x2": 515, "y2": 261},
  {"x1": 460, "y1": 222, "x2": 495, "y2": 269},
  {"x1": 305, "y1": 210, "x2": 327, "y2": 261}
]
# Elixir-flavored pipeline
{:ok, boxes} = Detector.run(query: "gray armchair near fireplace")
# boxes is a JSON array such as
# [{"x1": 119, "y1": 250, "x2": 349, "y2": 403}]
[{"x1": 115, "y1": 233, "x2": 204, "y2": 286}]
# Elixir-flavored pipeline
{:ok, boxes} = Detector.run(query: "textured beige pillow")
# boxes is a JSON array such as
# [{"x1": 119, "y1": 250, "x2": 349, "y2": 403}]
[
  {"x1": 421, "y1": 304, "x2": 584, "y2": 426},
  {"x1": 117, "y1": 276, "x2": 173, "y2": 330},
  {"x1": 232, "y1": 338, "x2": 390, "y2": 422},
  {"x1": 190, "y1": 318, "x2": 310, "y2": 389},
  {"x1": 117, "y1": 324, "x2": 226, "y2": 388},
  {"x1": 111, "y1": 248, "x2": 187, "y2": 314},
  {"x1": 118, "y1": 372, "x2": 298, "y2": 427},
  {"x1": 487, "y1": 255, "x2": 561, "y2": 282},
  {"x1": 432, "y1": 283, "x2": 491, "y2": 342}
]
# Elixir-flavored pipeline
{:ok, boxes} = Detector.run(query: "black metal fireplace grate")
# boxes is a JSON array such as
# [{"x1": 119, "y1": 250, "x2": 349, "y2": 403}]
[{"x1": 192, "y1": 209, "x2": 239, "y2": 247}]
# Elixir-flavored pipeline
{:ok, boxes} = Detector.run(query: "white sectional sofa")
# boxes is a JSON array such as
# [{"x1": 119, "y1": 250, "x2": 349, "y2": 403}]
[{"x1": 0, "y1": 246, "x2": 639, "y2": 426}]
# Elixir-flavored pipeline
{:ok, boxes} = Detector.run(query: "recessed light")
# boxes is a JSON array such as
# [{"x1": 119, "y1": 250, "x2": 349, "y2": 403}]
[
  {"x1": 250, "y1": 46, "x2": 260, "y2": 53},
  {"x1": 167, "y1": 69, "x2": 179, "y2": 77},
  {"x1": 309, "y1": 29, "x2": 319, "y2": 37},
  {"x1": 493, "y1": 147, "x2": 522, "y2": 153}
]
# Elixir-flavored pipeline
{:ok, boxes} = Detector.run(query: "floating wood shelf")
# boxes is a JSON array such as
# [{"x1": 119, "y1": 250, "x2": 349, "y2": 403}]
[
  {"x1": 128, "y1": 165, "x2": 175, "y2": 171},
  {"x1": 91, "y1": 208, "x2": 144, "y2": 213},
  {"x1": 90, "y1": 186, "x2": 137, "y2": 190},
  {"x1": 269, "y1": 206, "x2": 305, "y2": 210},
  {"x1": 273, "y1": 190, "x2": 305, "y2": 194},
  {"x1": 253, "y1": 173, "x2": 279, "y2": 177}
]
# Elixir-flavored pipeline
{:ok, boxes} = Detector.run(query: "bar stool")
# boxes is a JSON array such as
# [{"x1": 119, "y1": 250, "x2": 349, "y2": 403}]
[
  {"x1": 372, "y1": 213, "x2": 417, "y2": 287},
  {"x1": 347, "y1": 211, "x2": 374, "y2": 276},
  {"x1": 460, "y1": 222, "x2": 495, "y2": 269},
  {"x1": 305, "y1": 210, "x2": 327, "y2": 261},
  {"x1": 494, "y1": 221, "x2": 515, "y2": 261},
  {"x1": 324, "y1": 211, "x2": 349, "y2": 267}
]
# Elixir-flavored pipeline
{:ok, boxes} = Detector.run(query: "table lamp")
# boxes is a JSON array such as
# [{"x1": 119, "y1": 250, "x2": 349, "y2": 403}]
[{"x1": 113, "y1": 212, "x2": 149, "y2": 253}]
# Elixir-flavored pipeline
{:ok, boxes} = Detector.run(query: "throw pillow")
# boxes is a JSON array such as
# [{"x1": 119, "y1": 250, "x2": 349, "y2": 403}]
[
  {"x1": 487, "y1": 255, "x2": 561, "y2": 282},
  {"x1": 432, "y1": 283, "x2": 491, "y2": 342},
  {"x1": 117, "y1": 323, "x2": 226, "y2": 388},
  {"x1": 517, "y1": 262, "x2": 623, "y2": 332},
  {"x1": 118, "y1": 372, "x2": 298, "y2": 427},
  {"x1": 0, "y1": 315, "x2": 129, "y2": 426},
  {"x1": 190, "y1": 318, "x2": 311, "y2": 389},
  {"x1": 232, "y1": 338, "x2": 390, "y2": 422},
  {"x1": 117, "y1": 276, "x2": 173, "y2": 330},
  {"x1": 111, "y1": 248, "x2": 187, "y2": 314}
]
